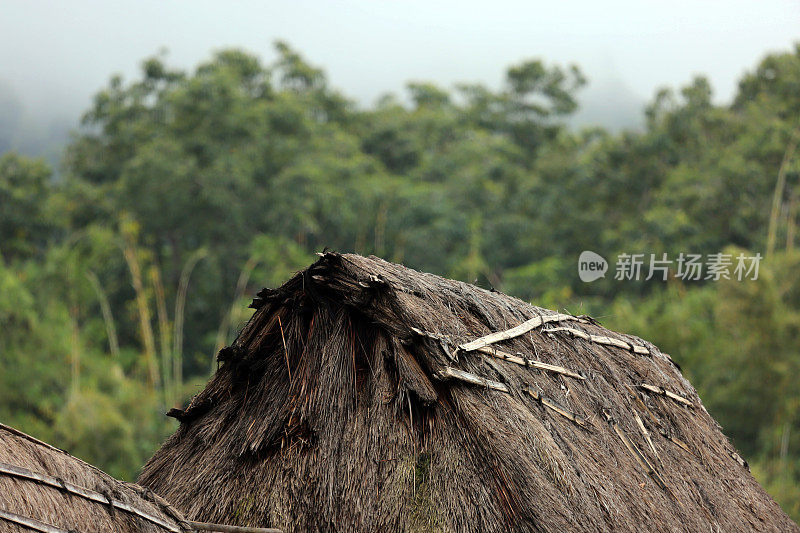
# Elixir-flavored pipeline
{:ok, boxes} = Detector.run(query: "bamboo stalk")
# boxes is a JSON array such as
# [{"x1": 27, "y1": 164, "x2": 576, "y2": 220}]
[
  {"x1": 122, "y1": 239, "x2": 159, "y2": 390},
  {"x1": 459, "y1": 313, "x2": 585, "y2": 352},
  {"x1": 173, "y1": 248, "x2": 207, "y2": 396},
  {"x1": 151, "y1": 265, "x2": 173, "y2": 404},
  {"x1": 409, "y1": 327, "x2": 459, "y2": 361},
  {"x1": 68, "y1": 308, "x2": 80, "y2": 397},
  {"x1": 428, "y1": 355, "x2": 588, "y2": 428},
  {"x1": 624, "y1": 384, "x2": 664, "y2": 429},
  {"x1": 787, "y1": 188, "x2": 797, "y2": 252},
  {"x1": 767, "y1": 129, "x2": 799, "y2": 258},
  {"x1": 623, "y1": 386, "x2": 697, "y2": 459},
  {"x1": 85, "y1": 270, "x2": 120, "y2": 359}
]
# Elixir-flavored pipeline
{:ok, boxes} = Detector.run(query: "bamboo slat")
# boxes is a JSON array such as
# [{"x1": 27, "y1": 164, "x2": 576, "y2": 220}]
[
  {"x1": 0, "y1": 462, "x2": 182, "y2": 532},
  {"x1": 602, "y1": 410, "x2": 672, "y2": 497},
  {"x1": 459, "y1": 313, "x2": 584, "y2": 352},
  {"x1": 545, "y1": 327, "x2": 650, "y2": 355},
  {"x1": 638, "y1": 383, "x2": 694, "y2": 408},
  {"x1": 0, "y1": 509, "x2": 70, "y2": 533},
  {"x1": 476, "y1": 345, "x2": 585, "y2": 380},
  {"x1": 189, "y1": 521, "x2": 283, "y2": 533},
  {"x1": 434, "y1": 366, "x2": 509, "y2": 392},
  {"x1": 524, "y1": 386, "x2": 589, "y2": 428}
]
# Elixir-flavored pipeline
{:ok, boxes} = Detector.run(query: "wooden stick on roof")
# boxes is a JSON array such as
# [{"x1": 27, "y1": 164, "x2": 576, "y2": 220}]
[
  {"x1": 434, "y1": 366, "x2": 509, "y2": 392},
  {"x1": 475, "y1": 345, "x2": 586, "y2": 380},
  {"x1": 189, "y1": 521, "x2": 283, "y2": 533},
  {"x1": 459, "y1": 313, "x2": 585, "y2": 352},
  {"x1": 638, "y1": 383, "x2": 694, "y2": 408},
  {"x1": 0, "y1": 509, "x2": 71, "y2": 533},
  {"x1": 524, "y1": 386, "x2": 589, "y2": 428}
]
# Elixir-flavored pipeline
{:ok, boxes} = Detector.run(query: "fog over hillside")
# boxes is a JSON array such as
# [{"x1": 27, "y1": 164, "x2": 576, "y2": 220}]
[
  {"x1": 0, "y1": 0, "x2": 797, "y2": 164},
  {"x1": 0, "y1": 71, "x2": 646, "y2": 168}
]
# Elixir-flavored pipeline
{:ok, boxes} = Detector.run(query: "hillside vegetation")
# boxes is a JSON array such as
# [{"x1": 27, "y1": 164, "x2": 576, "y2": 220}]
[{"x1": 1, "y1": 42, "x2": 799, "y2": 518}]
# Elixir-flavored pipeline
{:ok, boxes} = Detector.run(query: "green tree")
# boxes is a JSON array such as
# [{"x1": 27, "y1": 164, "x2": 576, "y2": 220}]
[{"x1": 0, "y1": 153, "x2": 60, "y2": 261}]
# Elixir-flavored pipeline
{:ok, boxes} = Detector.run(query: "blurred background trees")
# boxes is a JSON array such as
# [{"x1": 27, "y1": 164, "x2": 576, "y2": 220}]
[{"x1": 1, "y1": 41, "x2": 800, "y2": 518}]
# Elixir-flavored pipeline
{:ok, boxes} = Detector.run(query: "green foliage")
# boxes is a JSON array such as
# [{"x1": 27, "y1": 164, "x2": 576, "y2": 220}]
[
  {"x1": 2, "y1": 41, "x2": 800, "y2": 517},
  {"x1": 0, "y1": 153, "x2": 60, "y2": 261}
]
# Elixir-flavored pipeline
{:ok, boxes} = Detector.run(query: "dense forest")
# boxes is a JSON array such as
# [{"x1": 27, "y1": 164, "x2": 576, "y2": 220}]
[{"x1": 1, "y1": 42, "x2": 799, "y2": 518}]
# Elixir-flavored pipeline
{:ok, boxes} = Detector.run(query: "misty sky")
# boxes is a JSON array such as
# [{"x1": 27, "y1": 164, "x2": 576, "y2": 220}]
[{"x1": 1, "y1": 0, "x2": 799, "y2": 130}]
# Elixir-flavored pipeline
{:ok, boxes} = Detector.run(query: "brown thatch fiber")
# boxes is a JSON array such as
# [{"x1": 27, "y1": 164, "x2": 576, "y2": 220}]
[
  {"x1": 139, "y1": 253, "x2": 799, "y2": 532},
  {"x1": 0, "y1": 423, "x2": 192, "y2": 532}
]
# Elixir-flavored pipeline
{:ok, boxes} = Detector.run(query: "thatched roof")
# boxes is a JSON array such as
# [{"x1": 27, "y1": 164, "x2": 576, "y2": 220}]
[
  {"x1": 139, "y1": 252, "x2": 798, "y2": 532},
  {"x1": 0, "y1": 423, "x2": 192, "y2": 532}
]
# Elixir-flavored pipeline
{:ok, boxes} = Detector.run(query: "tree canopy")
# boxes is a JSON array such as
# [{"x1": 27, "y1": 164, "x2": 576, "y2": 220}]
[{"x1": 2, "y1": 41, "x2": 800, "y2": 518}]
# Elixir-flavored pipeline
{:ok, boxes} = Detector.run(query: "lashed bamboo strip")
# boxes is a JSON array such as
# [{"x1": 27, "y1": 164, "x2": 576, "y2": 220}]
[
  {"x1": 623, "y1": 386, "x2": 697, "y2": 460},
  {"x1": 638, "y1": 383, "x2": 694, "y2": 408},
  {"x1": 438, "y1": 359, "x2": 588, "y2": 428},
  {"x1": 409, "y1": 327, "x2": 460, "y2": 362},
  {"x1": 545, "y1": 327, "x2": 650, "y2": 355},
  {"x1": 189, "y1": 522, "x2": 283, "y2": 533},
  {"x1": 0, "y1": 461, "x2": 284, "y2": 533},
  {"x1": 0, "y1": 509, "x2": 69, "y2": 533},
  {"x1": 601, "y1": 411, "x2": 673, "y2": 497},
  {"x1": 459, "y1": 313, "x2": 585, "y2": 352},
  {"x1": 662, "y1": 432, "x2": 696, "y2": 458},
  {"x1": 0, "y1": 461, "x2": 182, "y2": 532},
  {"x1": 524, "y1": 386, "x2": 589, "y2": 428},
  {"x1": 410, "y1": 327, "x2": 448, "y2": 341},
  {"x1": 475, "y1": 345, "x2": 586, "y2": 380},
  {"x1": 411, "y1": 326, "x2": 585, "y2": 381},
  {"x1": 633, "y1": 410, "x2": 660, "y2": 463},
  {"x1": 624, "y1": 384, "x2": 659, "y2": 424},
  {"x1": 435, "y1": 366, "x2": 509, "y2": 392}
]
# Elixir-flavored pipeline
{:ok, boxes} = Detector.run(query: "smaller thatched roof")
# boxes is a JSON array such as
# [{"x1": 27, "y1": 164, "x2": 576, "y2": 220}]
[
  {"x1": 0, "y1": 423, "x2": 193, "y2": 532},
  {"x1": 0, "y1": 423, "x2": 283, "y2": 533}
]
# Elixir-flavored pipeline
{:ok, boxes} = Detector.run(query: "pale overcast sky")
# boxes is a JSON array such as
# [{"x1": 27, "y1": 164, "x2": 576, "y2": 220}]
[{"x1": 1, "y1": 0, "x2": 798, "y2": 127}]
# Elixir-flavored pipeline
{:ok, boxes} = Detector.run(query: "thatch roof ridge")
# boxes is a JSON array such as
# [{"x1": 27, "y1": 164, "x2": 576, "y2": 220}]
[
  {"x1": 140, "y1": 252, "x2": 798, "y2": 532},
  {"x1": 0, "y1": 423, "x2": 192, "y2": 532},
  {"x1": 252, "y1": 252, "x2": 661, "y2": 350},
  {"x1": 1, "y1": 421, "x2": 123, "y2": 480}
]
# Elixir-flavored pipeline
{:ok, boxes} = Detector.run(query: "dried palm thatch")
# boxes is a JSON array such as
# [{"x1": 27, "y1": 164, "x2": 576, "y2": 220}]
[
  {"x1": 0, "y1": 424, "x2": 281, "y2": 533},
  {"x1": 140, "y1": 253, "x2": 798, "y2": 532},
  {"x1": 0, "y1": 423, "x2": 192, "y2": 532}
]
